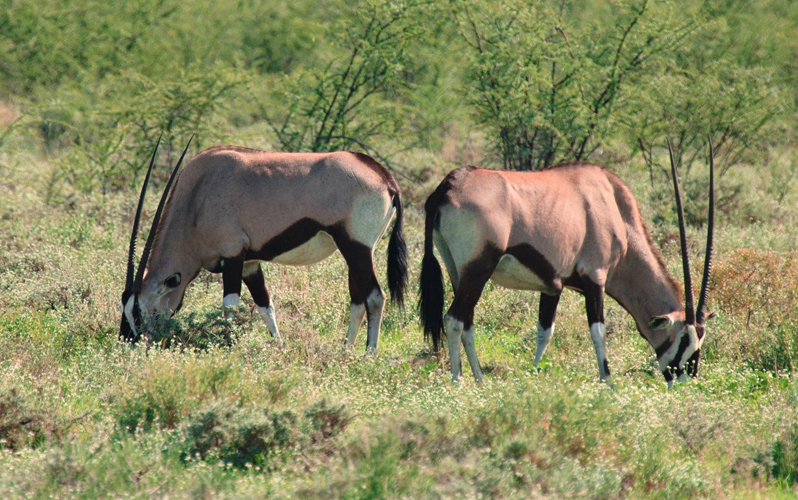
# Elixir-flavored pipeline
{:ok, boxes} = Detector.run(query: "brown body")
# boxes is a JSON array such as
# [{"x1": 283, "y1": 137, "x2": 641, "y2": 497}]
[
  {"x1": 123, "y1": 145, "x2": 407, "y2": 352},
  {"x1": 420, "y1": 161, "x2": 712, "y2": 384}
]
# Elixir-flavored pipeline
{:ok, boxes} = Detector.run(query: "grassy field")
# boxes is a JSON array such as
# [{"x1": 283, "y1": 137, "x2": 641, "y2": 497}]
[
  {"x1": 3, "y1": 0, "x2": 798, "y2": 496},
  {"x1": 2, "y1": 129, "x2": 798, "y2": 499}
]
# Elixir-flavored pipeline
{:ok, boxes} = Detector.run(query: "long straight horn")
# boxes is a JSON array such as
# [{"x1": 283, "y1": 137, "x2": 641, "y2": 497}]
[
  {"x1": 696, "y1": 137, "x2": 715, "y2": 325},
  {"x1": 133, "y1": 135, "x2": 194, "y2": 292},
  {"x1": 667, "y1": 138, "x2": 695, "y2": 325},
  {"x1": 125, "y1": 135, "x2": 161, "y2": 292}
]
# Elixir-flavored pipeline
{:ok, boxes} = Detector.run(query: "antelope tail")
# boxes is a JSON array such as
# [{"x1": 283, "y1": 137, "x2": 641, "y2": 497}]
[
  {"x1": 387, "y1": 193, "x2": 408, "y2": 307},
  {"x1": 419, "y1": 200, "x2": 444, "y2": 352}
]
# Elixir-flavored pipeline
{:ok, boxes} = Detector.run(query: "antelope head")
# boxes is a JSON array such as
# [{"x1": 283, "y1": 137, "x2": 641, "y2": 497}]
[
  {"x1": 120, "y1": 137, "x2": 192, "y2": 342},
  {"x1": 648, "y1": 139, "x2": 715, "y2": 386}
]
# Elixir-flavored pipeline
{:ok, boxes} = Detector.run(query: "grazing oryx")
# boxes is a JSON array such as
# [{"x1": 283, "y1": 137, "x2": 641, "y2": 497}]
[
  {"x1": 121, "y1": 137, "x2": 408, "y2": 352},
  {"x1": 419, "y1": 141, "x2": 714, "y2": 386}
]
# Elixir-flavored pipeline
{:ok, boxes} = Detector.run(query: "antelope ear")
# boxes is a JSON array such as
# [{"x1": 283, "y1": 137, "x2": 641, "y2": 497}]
[
  {"x1": 705, "y1": 311, "x2": 717, "y2": 321},
  {"x1": 649, "y1": 315, "x2": 674, "y2": 330}
]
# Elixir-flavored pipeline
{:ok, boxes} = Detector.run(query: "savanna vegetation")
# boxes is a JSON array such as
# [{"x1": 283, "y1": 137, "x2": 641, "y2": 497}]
[{"x1": 2, "y1": 0, "x2": 798, "y2": 497}]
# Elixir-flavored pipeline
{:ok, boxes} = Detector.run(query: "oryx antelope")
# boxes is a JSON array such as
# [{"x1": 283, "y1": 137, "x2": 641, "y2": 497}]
[
  {"x1": 419, "y1": 142, "x2": 714, "y2": 386},
  {"x1": 121, "y1": 138, "x2": 408, "y2": 352}
]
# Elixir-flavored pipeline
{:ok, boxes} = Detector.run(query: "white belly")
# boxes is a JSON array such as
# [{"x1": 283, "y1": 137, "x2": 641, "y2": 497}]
[
  {"x1": 271, "y1": 231, "x2": 338, "y2": 266},
  {"x1": 490, "y1": 254, "x2": 548, "y2": 291}
]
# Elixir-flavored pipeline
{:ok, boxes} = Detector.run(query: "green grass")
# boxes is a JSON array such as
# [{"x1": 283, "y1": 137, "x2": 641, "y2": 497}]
[{"x1": 1, "y1": 153, "x2": 798, "y2": 499}]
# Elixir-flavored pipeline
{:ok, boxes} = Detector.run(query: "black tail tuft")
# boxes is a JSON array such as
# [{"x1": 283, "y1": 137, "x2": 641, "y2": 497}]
[
  {"x1": 387, "y1": 193, "x2": 408, "y2": 307},
  {"x1": 419, "y1": 202, "x2": 445, "y2": 352}
]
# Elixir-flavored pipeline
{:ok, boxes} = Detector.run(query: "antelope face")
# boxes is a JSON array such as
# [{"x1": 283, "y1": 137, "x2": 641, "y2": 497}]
[
  {"x1": 119, "y1": 135, "x2": 193, "y2": 343},
  {"x1": 139, "y1": 271, "x2": 186, "y2": 321},
  {"x1": 650, "y1": 316, "x2": 703, "y2": 385},
  {"x1": 120, "y1": 272, "x2": 185, "y2": 343},
  {"x1": 657, "y1": 137, "x2": 715, "y2": 388}
]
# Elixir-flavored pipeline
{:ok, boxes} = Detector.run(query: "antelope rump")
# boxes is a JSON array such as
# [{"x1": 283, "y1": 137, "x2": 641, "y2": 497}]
[
  {"x1": 420, "y1": 142, "x2": 715, "y2": 386},
  {"x1": 121, "y1": 138, "x2": 408, "y2": 352}
]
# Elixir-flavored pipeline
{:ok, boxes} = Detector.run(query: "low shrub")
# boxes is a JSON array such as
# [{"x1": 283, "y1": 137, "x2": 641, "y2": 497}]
[
  {"x1": 179, "y1": 400, "x2": 299, "y2": 470},
  {"x1": 0, "y1": 389, "x2": 59, "y2": 450}
]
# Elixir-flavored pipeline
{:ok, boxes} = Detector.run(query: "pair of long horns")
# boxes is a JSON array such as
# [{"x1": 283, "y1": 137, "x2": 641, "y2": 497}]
[
  {"x1": 667, "y1": 138, "x2": 715, "y2": 328},
  {"x1": 125, "y1": 135, "x2": 194, "y2": 294}
]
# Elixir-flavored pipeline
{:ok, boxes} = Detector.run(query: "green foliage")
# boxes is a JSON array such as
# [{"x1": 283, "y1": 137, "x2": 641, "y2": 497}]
[
  {"x1": 457, "y1": 0, "x2": 697, "y2": 170},
  {"x1": 0, "y1": 389, "x2": 53, "y2": 450},
  {"x1": 55, "y1": 66, "x2": 249, "y2": 194},
  {"x1": 264, "y1": 0, "x2": 428, "y2": 156},
  {"x1": 179, "y1": 401, "x2": 299, "y2": 469}
]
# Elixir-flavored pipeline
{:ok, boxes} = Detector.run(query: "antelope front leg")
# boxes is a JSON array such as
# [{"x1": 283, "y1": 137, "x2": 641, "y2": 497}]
[
  {"x1": 534, "y1": 293, "x2": 561, "y2": 366},
  {"x1": 583, "y1": 276, "x2": 611, "y2": 382},
  {"x1": 242, "y1": 261, "x2": 282, "y2": 345},
  {"x1": 222, "y1": 254, "x2": 245, "y2": 320}
]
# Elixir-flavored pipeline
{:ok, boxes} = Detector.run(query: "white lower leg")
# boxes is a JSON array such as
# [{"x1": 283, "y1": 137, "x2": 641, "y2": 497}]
[
  {"x1": 533, "y1": 322, "x2": 554, "y2": 366},
  {"x1": 223, "y1": 294, "x2": 240, "y2": 320},
  {"x1": 590, "y1": 322, "x2": 610, "y2": 382},
  {"x1": 257, "y1": 303, "x2": 281, "y2": 344},
  {"x1": 364, "y1": 289, "x2": 385, "y2": 355},
  {"x1": 462, "y1": 325, "x2": 484, "y2": 382},
  {"x1": 444, "y1": 315, "x2": 464, "y2": 381},
  {"x1": 345, "y1": 303, "x2": 367, "y2": 348}
]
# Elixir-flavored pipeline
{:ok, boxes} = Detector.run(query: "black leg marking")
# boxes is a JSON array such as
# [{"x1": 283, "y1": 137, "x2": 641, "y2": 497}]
[
  {"x1": 445, "y1": 246, "x2": 502, "y2": 381},
  {"x1": 583, "y1": 276, "x2": 610, "y2": 381},
  {"x1": 538, "y1": 293, "x2": 561, "y2": 330},
  {"x1": 222, "y1": 252, "x2": 245, "y2": 304},
  {"x1": 242, "y1": 263, "x2": 272, "y2": 308},
  {"x1": 582, "y1": 278, "x2": 605, "y2": 326},
  {"x1": 447, "y1": 246, "x2": 503, "y2": 329},
  {"x1": 330, "y1": 228, "x2": 383, "y2": 352}
]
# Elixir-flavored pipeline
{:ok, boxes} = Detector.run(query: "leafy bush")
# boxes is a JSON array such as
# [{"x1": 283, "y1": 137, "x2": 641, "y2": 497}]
[
  {"x1": 179, "y1": 400, "x2": 299, "y2": 469},
  {"x1": 711, "y1": 249, "x2": 798, "y2": 328},
  {"x1": 263, "y1": 0, "x2": 428, "y2": 156},
  {"x1": 457, "y1": 0, "x2": 696, "y2": 170},
  {"x1": 0, "y1": 389, "x2": 58, "y2": 450}
]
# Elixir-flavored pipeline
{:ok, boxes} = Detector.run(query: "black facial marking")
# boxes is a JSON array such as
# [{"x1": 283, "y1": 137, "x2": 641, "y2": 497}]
[
  {"x1": 119, "y1": 291, "x2": 141, "y2": 343},
  {"x1": 685, "y1": 349, "x2": 700, "y2": 377},
  {"x1": 655, "y1": 339, "x2": 673, "y2": 358},
  {"x1": 670, "y1": 331, "x2": 691, "y2": 369}
]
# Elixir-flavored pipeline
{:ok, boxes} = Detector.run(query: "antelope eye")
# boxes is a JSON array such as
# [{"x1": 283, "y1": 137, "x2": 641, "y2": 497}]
[{"x1": 165, "y1": 273, "x2": 181, "y2": 289}]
